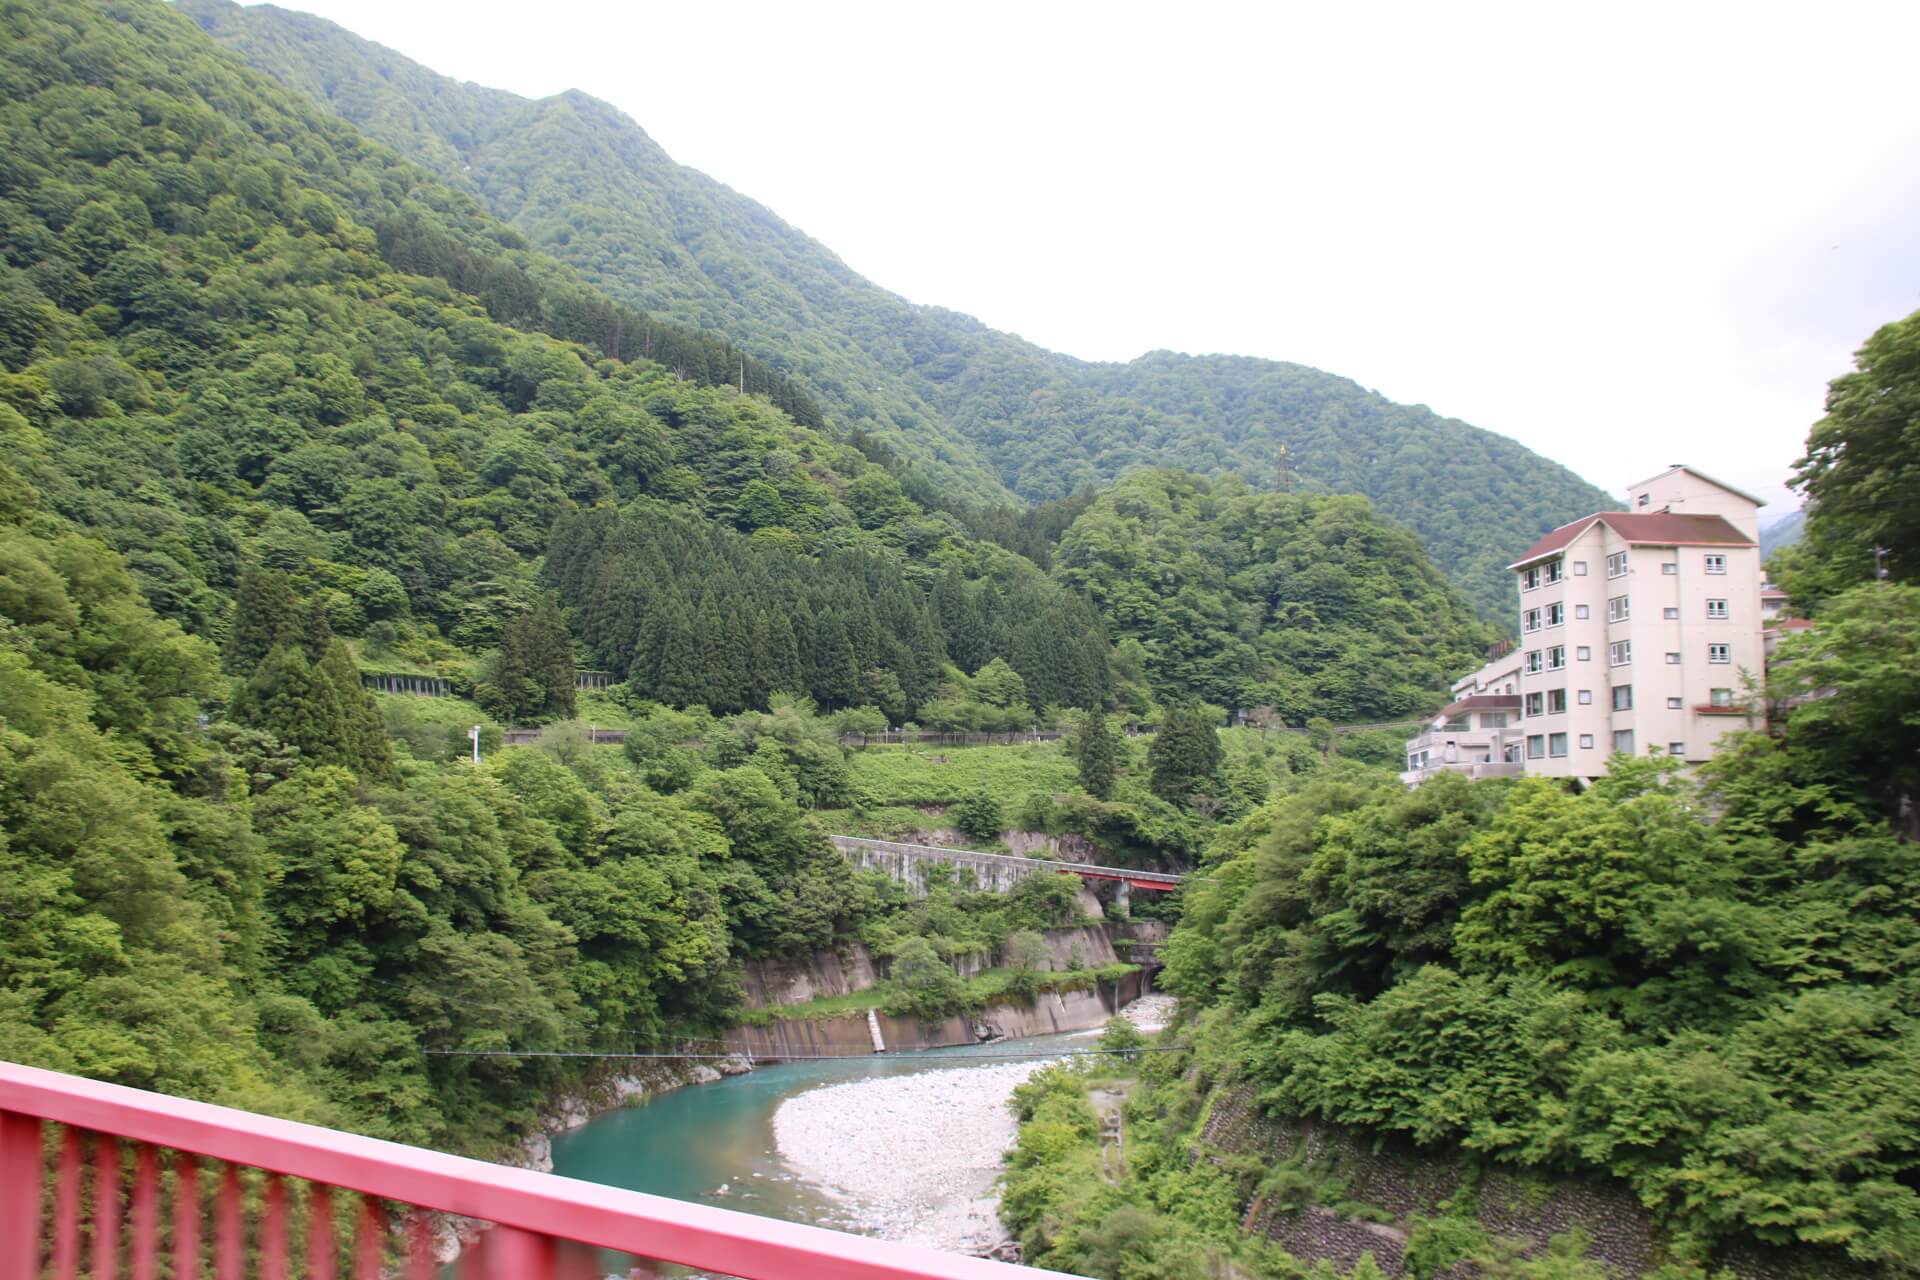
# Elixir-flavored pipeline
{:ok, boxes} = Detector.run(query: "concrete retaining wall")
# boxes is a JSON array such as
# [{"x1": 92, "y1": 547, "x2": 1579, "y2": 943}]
[{"x1": 739, "y1": 947, "x2": 881, "y2": 1009}]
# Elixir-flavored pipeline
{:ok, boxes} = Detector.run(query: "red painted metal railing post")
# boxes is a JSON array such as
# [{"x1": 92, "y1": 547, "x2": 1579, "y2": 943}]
[
  {"x1": 174, "y1": 1152, "x2": 200, "y2": 1280},
  {"x1": 0, "y1": 1109, "x2": 43, "y2": 1280},
  {"x1": 260, "y1": 1175, "x2": 288, "y2": 1280},
  {"x1": 214, "y1": 1165, "x2": 244, "y2": 1280},
  {"x1": 53, "y1": 1125, "x2": 82, "y2": 1280},
  {"x1": 474, "y1": 1226, "x2": 554, "y2": 1280},
  {"x1": 353, "y1": 1195, "x2": 383, "y2": 1279},
  {"x1": 129, "y1": 1144, "x2": 158, "y2": 1280},
  {"x1": 404, "y1": 1210, "x2": 434, "y2": 1280},
  {"x1": 91, "y1": 1134, "x2": 119, "y2": 1280},
  {"x1": 307, "y1": 1183, "x2": 335, "y2": 1279}
]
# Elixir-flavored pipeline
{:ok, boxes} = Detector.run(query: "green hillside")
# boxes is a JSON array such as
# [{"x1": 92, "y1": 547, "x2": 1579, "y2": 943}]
[{"x1": 182, "y1": 0, "x2": 1613, "y2": 620}]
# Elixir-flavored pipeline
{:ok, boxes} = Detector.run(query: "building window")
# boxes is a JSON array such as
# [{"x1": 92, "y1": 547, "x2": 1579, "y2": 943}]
[
  {"x1": 1668, "y1": 742, "x2": 1685, "y2": 757},
  {"x1": 1706, "y1": 598, "x2": 1728, "y2": 619},
  {"x1": 1573, "y1": 561, "x2": 1588, "y2": 576},
  {"x1": 1710, "y1": 687, "x2": 1734, "y2": 707},
  {"x1": 1665, "y1": 652, "x2": 1682, "y2": 664},
  {"x1": 1579, "y1": 734, "x2": 1594, "y2": 749},
  {"x1": 1607, "y1": 552, "x2": 1629, "y2": 578},
  {"x1": 1520, "y1": 566, "x2": 1540, "y2": 591},
  {"x1": 1547, "y1": 689, "x2": 1567, "y2": 714},
  {"x1": 1613, "y1": 729, "x2": 1636, "y2": 755},
  {"x1": 1524, "y1": 649, "x2": 1543, "y2": 674},
  {"x1": 1612, "y1": 684, "x2": 1633, "y2": 711},
  {"x1": 1525, "y1": 692, "x2": 1544, "y2": 717},
  {"x1": 1704, "y1": 554, "x2": 1727, "y2": 574},
  {"x1": 1576, "y1": 645, "x2": 1591, "y2": 661},
  {"x1": 1544, "y1": 560, "x2": 1564, "y2": 584},
  {"x1": 1549, "y1": 732, "x2": 1568, "y2": 757},
  {"x1": 1667, "y1": 697, "x2": 1684, "y2": 709},
  {"x1": 1708, "y1": 643, "x2": 1731, "y2": 663},
  {"x1": 1578, "y1": 689, "x2": 1593, "y2": 705},
  {"x1": 1526, "y1": 735, "x2": 1545, "y2": 760},
  {"x1": 1523, "y1": 608, "x2": 1541, "y2": 633},
  {"x1": 1607, "y1": 595, "x2": 1630, "y2": 622},
  {"x1": 1575, "y1": 604, "x2": 1590, "y2": 620},
  {"x1": 1546, "y1": 602, "x2": 1565, "y2": 627},
  {"x1": 1609, "y1": 640, "x2": 1632, "y2": 666},
  {"x1": 1662, "y1": 562, "x2": 1678, "y2": 575},
  {"x1": 1483, "y1": 712, "x2": 1509, "y2": 728},
  {"x1": 1637, "y1": 493, "x2": 1651, "y2": 507},
  {"x1": 1663, "y1": 607, "x2": 1679, "y2": 620},
  {"x1": 1546, "y1": 646, "x2": 1565, "y2": 670}
]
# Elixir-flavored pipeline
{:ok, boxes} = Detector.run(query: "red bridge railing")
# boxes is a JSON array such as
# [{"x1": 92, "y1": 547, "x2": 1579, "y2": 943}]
[{"x1": 0, "y1": 1060, "x2": 1071, "y2": 1280}]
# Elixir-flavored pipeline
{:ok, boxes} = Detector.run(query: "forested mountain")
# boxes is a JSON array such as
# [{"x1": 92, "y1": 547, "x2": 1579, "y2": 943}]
[
  {"x1": 1053, "y1": 470, "x2": 1493, "y2": 721},
  {"x1": 0, "y1": 0, "x2": 1119, "y2": 1150},
  {"x1": 182, "y1": 0, "x2": 1614, "y2": 619}
]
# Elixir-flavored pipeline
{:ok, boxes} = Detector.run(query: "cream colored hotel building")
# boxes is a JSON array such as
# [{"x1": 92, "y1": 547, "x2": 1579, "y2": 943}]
[{"x1": 1404, "y1": 465, "x2": 1766, "y2": 785}]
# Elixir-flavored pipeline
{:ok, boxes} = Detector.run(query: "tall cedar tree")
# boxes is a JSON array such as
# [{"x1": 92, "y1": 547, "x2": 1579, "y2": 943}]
[
  {"x1": 316, "y1": 639, "x2": 397, "y2": 782},
  {"x1": 223, "y1": 567, "x2": 302, "y2": 675},
  {"x1": 1075, "y1": 712, "x2": 1119, "y2": 799},
  {"x1": 482, "y1": 596, "x2": 576, "y2": 723},
  {"x1": 232, "y1": 644, "x2": 352, "y2": 770},
  {"x1": 1147, "y1": 705, "x2": 1224, "y2": 804}
]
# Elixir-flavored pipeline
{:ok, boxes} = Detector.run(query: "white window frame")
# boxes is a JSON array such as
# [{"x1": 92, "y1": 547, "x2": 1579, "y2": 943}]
[
  {"x1": 1546, "y1": 602, "x2": 1565, "y2": 627},
  {"x1": 1607, "y1": 551, "x2": 1629, "y2": 579},
  {"x1": 1546, "y1": 646, "x2": 1565, "y2": 670},
  {"x1": 1706, "y1": 598, "x2": 1728, "y2": 620},
  {"x1": 1524, "y1": 649, "x2": 1543, "y2": 674},
  {"x1": 1520, "y1": 566, "x2": 1540, "y2": 592},
  {"x1": 1524, "y1": 608, "x2": 1541, "y2": 633},
  {"x1": 1609, "y1": 640, "x2": 1632, "y2": 667},
  {"x1": 1607, "y1": 595, "x2": 1630, "y2": 622},
  {"x1": 1708, "y1": 643, "x2": 1731, "y2": 664},
  {"x1": 1543, "y1": 560, "x2": 1564, "y2": 585},
  {"x1": 1704, "y1": 554, "x2": 1727, "y2": 575}
]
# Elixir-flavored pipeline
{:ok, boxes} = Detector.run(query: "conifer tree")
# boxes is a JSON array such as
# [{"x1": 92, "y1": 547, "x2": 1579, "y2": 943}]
[
  {"x1": 1148, "y1": 705, "x2": 1224, "y2": 804},
  {"x1": 224, "y1": 566, "x2": 302, "y2": 675},
  {"x1": 1075, "y1": 711, "x2": 1118, "y2": 799},
  {"x1": 232, "y1": 644, "x2": 353, "y2": 769},
  {"x1": 316, "y1": 639, "x2": 397, "y2": 782}
]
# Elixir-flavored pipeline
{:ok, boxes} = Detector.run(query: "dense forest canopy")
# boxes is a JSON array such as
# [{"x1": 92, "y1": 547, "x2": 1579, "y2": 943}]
[
  {"x1": 1053, "y1": 470, "x2": 1493, "y2": 720},
  {"x1": 184, "y1": 0, "x2": 1614, "y2": 620}
]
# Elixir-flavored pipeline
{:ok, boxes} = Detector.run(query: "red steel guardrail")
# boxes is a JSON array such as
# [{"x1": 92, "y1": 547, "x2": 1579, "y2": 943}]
[{"x1": 0, "y1": 1060, "x2": 1075, "y2": 1280}]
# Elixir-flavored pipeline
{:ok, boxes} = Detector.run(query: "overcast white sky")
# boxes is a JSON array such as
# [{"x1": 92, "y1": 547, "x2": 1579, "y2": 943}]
[{"x1": 243, "y1": 0, "x2": 1920, "y2": 512}]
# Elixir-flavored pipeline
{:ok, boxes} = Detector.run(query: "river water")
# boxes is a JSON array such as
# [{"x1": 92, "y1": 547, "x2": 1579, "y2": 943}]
[{"x1": 547, "y1": 1027, "x2": 1102, "y2": 1273}]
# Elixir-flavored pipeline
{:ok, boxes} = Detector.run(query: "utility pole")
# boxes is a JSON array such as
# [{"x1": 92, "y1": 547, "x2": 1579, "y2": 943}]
[
  {"x1": 1873, "y1": 546, "x2": 1891, "y2": 582},
  {"x1": 469, "y1": 725, "x2": 482, "y2": 765}
]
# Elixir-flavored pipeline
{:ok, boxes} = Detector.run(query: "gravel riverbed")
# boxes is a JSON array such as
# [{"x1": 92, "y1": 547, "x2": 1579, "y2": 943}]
[
  {"x1": 772, "y1": 1058, "x2": 1052, "y2": 1252},
  {"x1": 772, "y1": 994, "x2": 1181, "y2": 1253}
]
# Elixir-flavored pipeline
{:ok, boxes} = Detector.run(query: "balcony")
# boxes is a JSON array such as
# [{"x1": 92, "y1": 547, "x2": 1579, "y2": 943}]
[
  {"x1": 1401, "y1": 760, "x2": 1524, "y2": 785},
  {"x1": 0, "y1": 1060, "x2": 1061, "y2": 1280}
]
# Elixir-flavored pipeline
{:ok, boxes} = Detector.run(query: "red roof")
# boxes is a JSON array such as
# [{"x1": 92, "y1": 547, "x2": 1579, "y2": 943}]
[{"x1": 1510, "y1": 512, "x2": 1755, "y2": 569}]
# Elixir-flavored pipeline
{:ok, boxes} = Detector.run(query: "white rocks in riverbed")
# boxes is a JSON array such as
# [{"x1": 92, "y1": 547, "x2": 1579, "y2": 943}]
[
  {"x1": 772, "y1": 1060, "x2": 1053, "y2": 1254},
  {"x1": 1119, "y1": 993, "x2": 1176, "y2": 1035}
]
